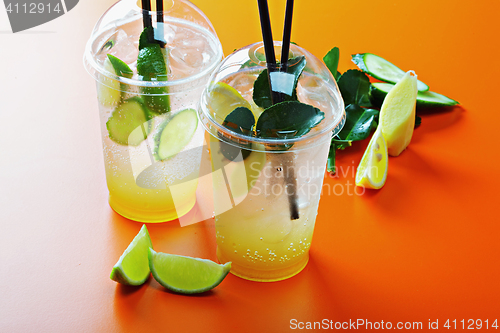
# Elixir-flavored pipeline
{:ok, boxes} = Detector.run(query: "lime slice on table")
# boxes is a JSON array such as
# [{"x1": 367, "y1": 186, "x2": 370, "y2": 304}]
[
  {"x1": 110, "y1": 225, "x2": 153, "y2": 286},
  {"x1": 97, "y1": 58, "x2": 121, "y2": 107},
  {"x1": 106, "y1": 97, "x2": 152, "y2": 146},
  {"x1": 149, "y1": 248, "x2": 231, "y2": 294},
  {"x1": 355, "y1": 128, "x2": 388, "y2": 190},
  {"x1": 137, "y1": 27, "x2": 170, "y2": 114},
  {"x1": 378, "y1": 71, "x2": 418, "y2": 156},
  {"x1": 153, "y1": 108, "x2": 198, "y2": 161}
]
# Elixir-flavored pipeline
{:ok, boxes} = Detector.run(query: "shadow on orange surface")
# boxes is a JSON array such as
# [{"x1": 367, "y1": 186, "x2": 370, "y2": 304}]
[
  {"x1": 115, "y1": 281, "x2": 149, "y2": 298},
  {"x1": 107, "y1": 201, "x2": 217, "y2": 258},
  {"x1": 413, "y1": 105, "x2": 465, "y2": 139}
]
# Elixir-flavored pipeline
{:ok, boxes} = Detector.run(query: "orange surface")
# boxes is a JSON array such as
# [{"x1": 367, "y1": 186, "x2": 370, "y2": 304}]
[{"x1": 1, "y1": 0, "x2": 500, "y2": 331}]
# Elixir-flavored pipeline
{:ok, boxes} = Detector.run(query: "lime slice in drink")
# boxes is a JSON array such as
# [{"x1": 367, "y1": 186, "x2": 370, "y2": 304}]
[
  {"x1": 153, "y1": 108, "x2": 198, "y2": 161},
  {"x1": 107, "y1": 54, "x2": 133, "y2": 79},
  {"x1": 149, "y1": 249, "x2": 231, "y2": 294},
  {"x1": 97, "y1": 58, "x2": 121, "y2": 107},
  {"x1": 355, "y1": 128, "x2": 388, "y2": 189},
  {"x1": 110, "y1": 225, "x2": 153, "y2": 286},
  {"x1": 106, "y1": 97, "x2": 152, "y2": 146},
  {"x1": 207, "y1": 82, "x2": 253, "y2": 123}
]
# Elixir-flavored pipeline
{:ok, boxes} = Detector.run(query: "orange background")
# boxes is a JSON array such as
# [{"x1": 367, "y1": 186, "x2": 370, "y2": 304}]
[{"x1": 1, "y1": 0, "x2": 500, "y2": 331}]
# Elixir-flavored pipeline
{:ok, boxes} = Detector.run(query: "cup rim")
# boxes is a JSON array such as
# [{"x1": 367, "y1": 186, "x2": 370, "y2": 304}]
[
  {"x1": 199, "y1": 41, "x2": 346, "y2": 149},
  {"x1": 83, "y1": 15, "x2": 223, "y2": 88}
]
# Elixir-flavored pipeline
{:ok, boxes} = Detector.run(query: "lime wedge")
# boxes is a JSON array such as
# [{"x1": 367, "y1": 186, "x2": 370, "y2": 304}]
[
  {"x1": 110, "y1": 225, "x2": 153, "y2": 286},
  {"x1": 137, "y1": 27, "x2": 170, "y2": 114},
  {"x1": 107, "y1": 54, "x2": 133, "y2": 79},
  {"x1": 148, "y1": 249, "x2": 231, "y2": 294},
  {"x1": 97, "y1": 58, "x2": 121, "y2": 107}
]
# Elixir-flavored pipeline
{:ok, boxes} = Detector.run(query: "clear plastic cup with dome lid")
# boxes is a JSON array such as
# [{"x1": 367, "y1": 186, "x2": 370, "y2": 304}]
[
  {"x1": 84, "y1": 0, "x2": 223, "y2": 222},
  {"x1": 198, "y1": 41, "x2": 346, "y2": 281}
]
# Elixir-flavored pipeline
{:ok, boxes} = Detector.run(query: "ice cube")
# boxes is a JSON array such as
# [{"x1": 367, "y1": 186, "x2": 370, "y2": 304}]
[
  {"x1": 297, "y1": 76, "x2": 333, "y2": 111},
  {"x1": 97, "y1": 29, "x2": 138, "y2": 66},
  {"x1": 167, "y1": 26, "x2": 213, "y2": 80}
]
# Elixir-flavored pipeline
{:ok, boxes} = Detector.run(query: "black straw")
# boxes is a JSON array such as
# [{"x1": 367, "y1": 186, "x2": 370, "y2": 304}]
[
  {"x1": 280, "y1": 0, "x2": 294, "y2": 73},
  {"x1": 141, "y1": 0, "x2": 154, "y2": 45},
  {"x1": 155, "y1": 0, "x2": 166, "y2": 47},
  {"x1": 257, "y1": 0, "x2": 299, "y2": 220},
  {"x1": 257, "y1": 0, "x2": 280, "y2": 104},
  {"x1": 156, "y1": 0, "x2": 163, "y2": 24},
  {"x1": 141, "y1": 0, "x2": 166, "y2": 47},
  {"x1": 280, "y1": 0, "x2": 298, "y2": 220},
  {"x1": 141, "y1": 0, "x2": 152, "y2": 29}
]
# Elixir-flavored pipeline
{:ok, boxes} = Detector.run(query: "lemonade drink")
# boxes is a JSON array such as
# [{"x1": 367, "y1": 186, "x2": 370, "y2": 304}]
[
  {"x1": 210, "y1": 136, "x2": 332, "y2": 281},
  {"x1": 199, "y1": 42, "x2": 345, "y2": 281},
  {"x1": 84, "y1": 0, "x2": 222, "y2": 222}
]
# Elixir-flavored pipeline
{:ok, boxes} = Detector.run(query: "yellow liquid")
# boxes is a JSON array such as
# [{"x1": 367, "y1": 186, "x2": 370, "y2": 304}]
[
  {"x1": 107, "y1": 169, "x2": 199, "y2": 223},
  {"x1": 211, "y1": 138, "x2": 330, "y2": 281},
  {"x1": 215, "y1": 199, "x2": 319, "y2": 281},
  {"x1": 101, "y1": 111, "x2": 204, "y2": 223}
]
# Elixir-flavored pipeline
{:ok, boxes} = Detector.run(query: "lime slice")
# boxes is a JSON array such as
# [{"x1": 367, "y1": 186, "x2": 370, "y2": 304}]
[
  {"x1": 106, "y1": 97, "x2": 152, "y2": 146},
  {"x1": 379, "y1": 71, "x2": 418, "y2": 156},
  {"x1": 110, "y1": 225, "x2": 153, "y2": 286},
  {"x1": 153, "y1": 108, "x2": 198, "y2": 161},
  {"x1": 207, "y1": 82, "x2": 253, "y2": 123},
  {"x1": 355, "y1": 128, "x2": 388, "y2": 189},
  {"x1": 148, "y1": 249, "x2": 231, "y2": 294},
  {"x1": 97, "y1": 58, "x2": 121, "y2": 107}
]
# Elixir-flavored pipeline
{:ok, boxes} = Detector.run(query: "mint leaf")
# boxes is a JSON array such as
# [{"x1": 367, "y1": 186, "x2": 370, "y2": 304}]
[
  {"x1": 222, "y1": 107, "x2": 255, "y2": 135},
  {"x1": 323, "y1": 47, "x2": 341, "y2": 81},
  {"x1": 334, "y1": 104, "x2": 378, "y2": 149},
  {"x1": 256, "y1": 101, "x2": 324, "y2": 139},
  {"x1": 252, "y1": 56, "x2": 306, "y2": 109},
  {"x1": 252, "y1": 70, "x2": 274, "y2": 109},
  {"x1": 218, "y1": 107, "x2": 255, "y2": 160},
  {"x1": 337, "y1": 69, "x2": 373, "y2": 107}
]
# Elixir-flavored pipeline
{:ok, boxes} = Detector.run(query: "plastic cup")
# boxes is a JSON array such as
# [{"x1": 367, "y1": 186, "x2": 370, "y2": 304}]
[
  {"x1": 83, "y1": 0, "x2": 223, "y2": 222},
  {"x1": 198, "y1": 42, "x2": 345, "y2": 281}
]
